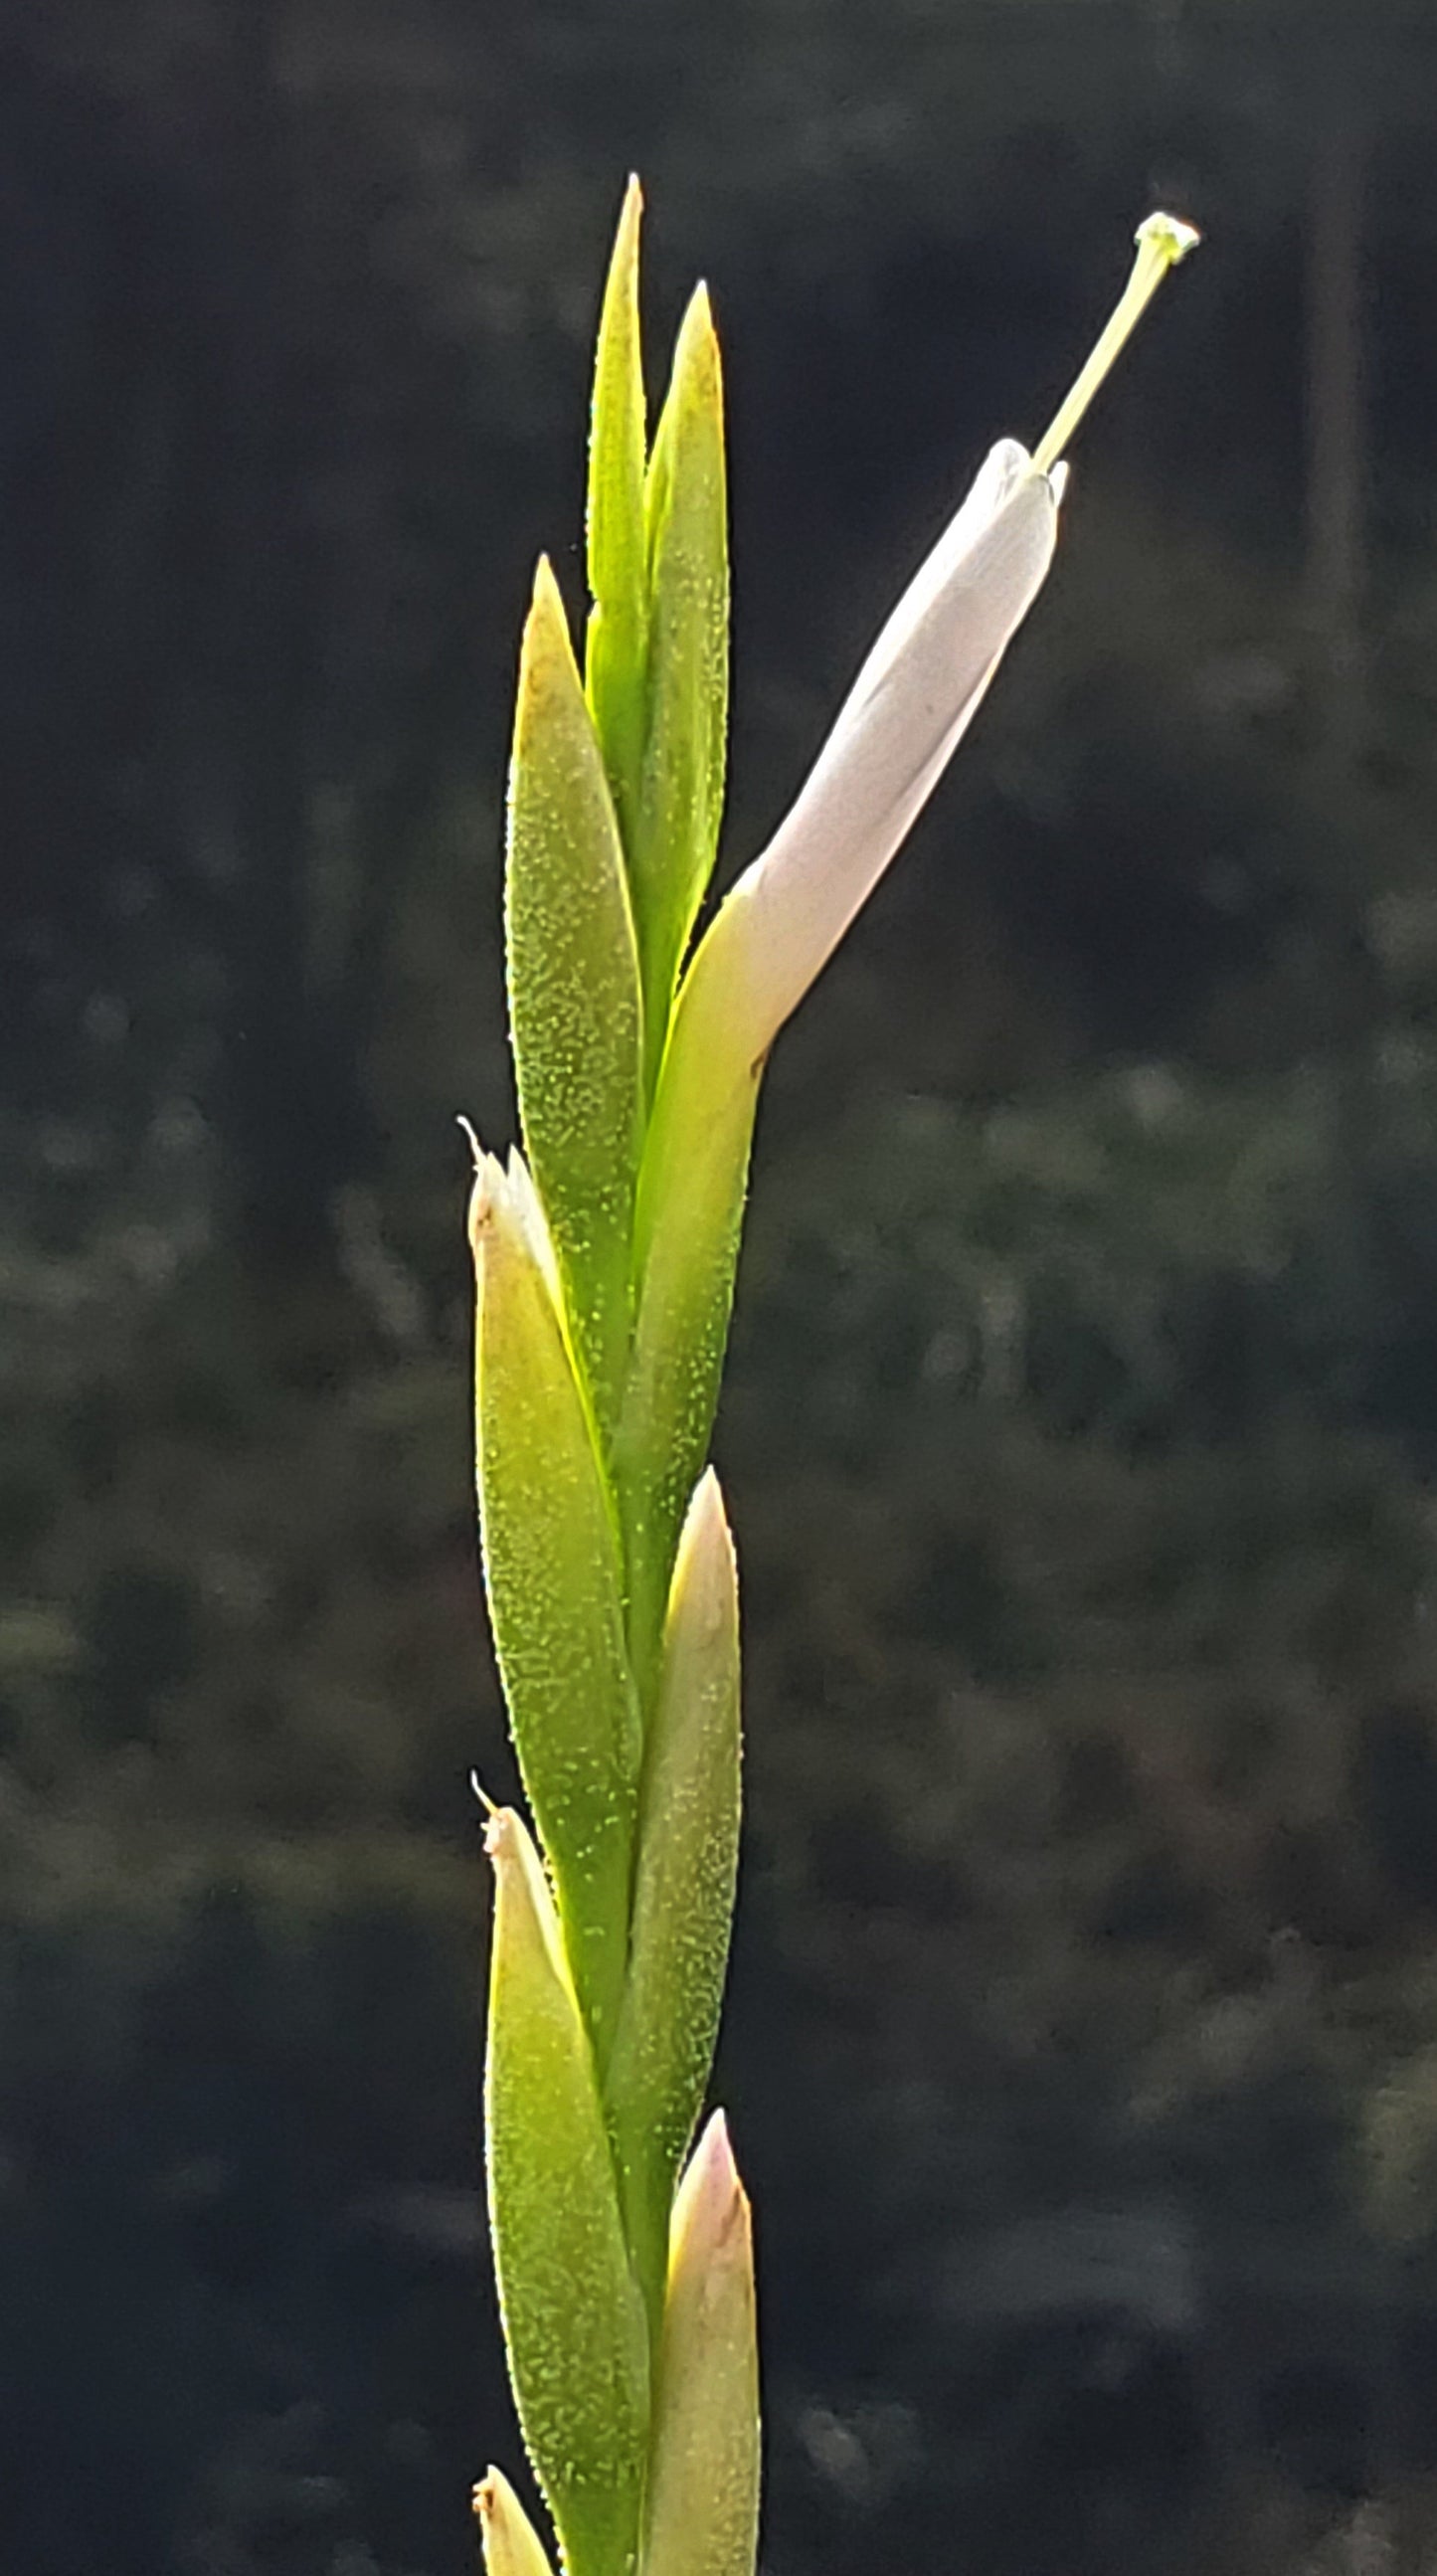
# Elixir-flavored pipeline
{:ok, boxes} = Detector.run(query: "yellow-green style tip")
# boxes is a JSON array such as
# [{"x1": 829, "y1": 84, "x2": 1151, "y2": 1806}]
[{"x1": 1135, "y1": 210, "x2": 1201, "y2": 265}]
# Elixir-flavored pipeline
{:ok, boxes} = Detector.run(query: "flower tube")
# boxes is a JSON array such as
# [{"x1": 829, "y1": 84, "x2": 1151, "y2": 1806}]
[{"x1": 677, "y1": 435, "x2": 1059, "y2": 1079}]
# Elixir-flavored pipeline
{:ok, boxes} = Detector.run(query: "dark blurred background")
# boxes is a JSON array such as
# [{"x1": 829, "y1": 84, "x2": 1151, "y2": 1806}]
[{"x1": 6, "y1": 2, "x2": 1437, "y2": 2571}]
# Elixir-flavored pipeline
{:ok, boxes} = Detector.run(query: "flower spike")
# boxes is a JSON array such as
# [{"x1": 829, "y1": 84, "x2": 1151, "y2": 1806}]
[{"x1": 472, "y1": 185, "x2": 1198, "y2": 2576}]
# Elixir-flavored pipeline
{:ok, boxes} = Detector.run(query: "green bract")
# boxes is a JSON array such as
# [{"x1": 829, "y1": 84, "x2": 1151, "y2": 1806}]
[
  {"x1": 585, "y1": 177, "x2": 648, "y2": 853},
  {"x1": 484, "y1": 1805, "x2": 650, "y2": 2576},
  {"x1": 608, "y1": 1470, "x2": 742, "y2": 2325},
  {"x1": 506, "y1": 560, "x2": 644, "y2": 1438},
  {"x1": 472, "y1": 1151, "x2": 640, "y2": 2062},
  {"x1": 471, "y1": 181, "x2": 1195, "y2": 2576},
  {"x1": 642, "y1": 2114, "x2": 761, "y2": 2576},
  {"x1": 632, "y1": 281, "x2": 728, "y2": 1097}
]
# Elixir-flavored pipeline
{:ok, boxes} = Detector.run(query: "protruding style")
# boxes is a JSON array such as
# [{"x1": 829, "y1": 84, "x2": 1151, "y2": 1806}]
[{"x1": 1033, "y1": 208, "x2": 1200, "y2": 475}]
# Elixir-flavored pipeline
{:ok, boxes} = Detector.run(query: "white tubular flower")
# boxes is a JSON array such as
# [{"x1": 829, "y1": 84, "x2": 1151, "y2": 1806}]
[
  {"x1": 682, "y1": 438, "x2": 1060, "y2": 1074},
  {"x1": 660, "y1": 210, "x2": 1198, "y2": 1090},
  {"x1": 624, "y1": 211, "x2": 1199, "y2": 1638}
]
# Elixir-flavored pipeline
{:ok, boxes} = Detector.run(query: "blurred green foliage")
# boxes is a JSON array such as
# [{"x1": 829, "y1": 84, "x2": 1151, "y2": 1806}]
[{"x1": 8, "y1": 2, "x2": 1437, "y2": 2572}]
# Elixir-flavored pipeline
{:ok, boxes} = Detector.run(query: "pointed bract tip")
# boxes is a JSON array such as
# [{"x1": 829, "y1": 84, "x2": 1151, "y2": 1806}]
[
  {"x1": 601, "y1": 178, "x2": 642, "y2": 295},
  {"x1": 671, "y1": 2106, "x2": 749, "y2": 2271},
  {"x1": 469, "y1": 1769, "x2": 500, "y2": 1819},
  {"x1": 597, "y1": 179, "x2": 642, "y2": 335},
  {"x1": 701, "y1": 2102, "x2": 735, "y2": 2167},
  {"x1": 1135, "y1": 210, "x2": 1201, "y2": 265},
  {"x1": 529, "y1": 553, "x2": 564, "y2": 618},
  {"x1": 675, "y1": 276, "x2": 720, "y2": 368},
  {"x1": 682, "y1": 1462, "x2": 731, "y2": 1552},
  {"x1": 518, "y1": 557, "x2": 581, "y2": 701},
  {"x1": 669, "y1": 1466, "x2": 738, "y2": 1642}
]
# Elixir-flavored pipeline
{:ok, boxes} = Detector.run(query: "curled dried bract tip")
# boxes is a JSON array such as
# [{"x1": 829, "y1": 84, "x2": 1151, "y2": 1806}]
[
  {"x1": 472, "y1": 2465, "x2": 556, "y2": 2576},
  {"x1": 458, "y1": 1119, "x2": 490, "y2": 1250},
  {"x1": 466, "y1": 1154, "x2": 497, "y2": 1251},
  {"x1": 467, "y1": 1140, "x2": 563, "y2": 1307},
  {"x1": 482, "y1": 1804, "x2": 564, "y2": 1953}
]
